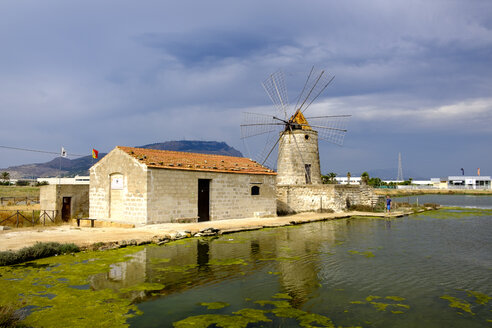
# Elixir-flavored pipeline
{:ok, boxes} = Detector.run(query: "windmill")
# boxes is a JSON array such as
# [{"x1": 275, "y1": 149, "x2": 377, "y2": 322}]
[{"x1": 241, "y1": 67, "x2": 350, "y2": 185}]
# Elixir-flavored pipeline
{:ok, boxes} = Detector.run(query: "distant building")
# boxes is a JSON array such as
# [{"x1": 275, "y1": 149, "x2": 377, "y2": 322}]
[
  {"x1": 447, "y1": 176, "x2": 491, "y2": 189},
  {"x1": 37, "y1": 176, "x2": 90, "y2": 185},
  {"x1": 89, "y1": 146, "x2": 277, "y2": 225}
]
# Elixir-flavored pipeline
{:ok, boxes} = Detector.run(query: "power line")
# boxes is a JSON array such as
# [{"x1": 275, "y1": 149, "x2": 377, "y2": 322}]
[{"x1": 0, "y1": 145, "x2": 86, "y2": 157}]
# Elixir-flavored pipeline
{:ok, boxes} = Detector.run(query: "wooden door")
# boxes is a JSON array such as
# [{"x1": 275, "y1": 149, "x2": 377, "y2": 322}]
[
  {"x1": 198, "y1": 179, "x2": 210, "y2": 222},
  {"x1": 62, "y1": 197, "x2": 71, "y2": 222}
]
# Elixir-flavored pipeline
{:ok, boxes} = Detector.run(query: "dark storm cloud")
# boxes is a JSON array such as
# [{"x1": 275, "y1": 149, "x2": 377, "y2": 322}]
[{"x1": 0, "y1": 0, "x2": 491, "y2": 176}]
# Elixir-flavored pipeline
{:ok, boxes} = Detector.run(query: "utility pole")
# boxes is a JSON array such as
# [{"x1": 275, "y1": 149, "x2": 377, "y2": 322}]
[{"x1": 397, "y1": 152, "x2": 404, "y2": 181}]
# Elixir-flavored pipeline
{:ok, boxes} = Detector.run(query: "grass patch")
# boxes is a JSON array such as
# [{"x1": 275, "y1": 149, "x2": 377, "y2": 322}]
[
  {"x1": 0, "y1": 304, "x2": 26, "y2": 327},
  {"x1": 0, "y1": 186, "x2": 40, "y2": 198},
  {"x1": 0, "y1": 242, "x2": 80, "y2": 266}
]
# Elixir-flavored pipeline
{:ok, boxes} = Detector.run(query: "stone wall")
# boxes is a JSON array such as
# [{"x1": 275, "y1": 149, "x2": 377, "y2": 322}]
[
  {"x1": 147, "y1": 169, "x2": 277, "y2": 223},
  {"x1": 40, "y1": 184, "x2": 89, "y2": 221},
  {"x1": 277, "y1": 184, "x2": 382, "y2": 214},
  {"x1": 90, "y1": 148, "x2": 148, "y2": 225}
]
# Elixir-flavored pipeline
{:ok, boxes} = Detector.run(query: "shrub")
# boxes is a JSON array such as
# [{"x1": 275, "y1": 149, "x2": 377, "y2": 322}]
[
  {"x1": 0, "y1": 242, "x2": 80, "y2": 266},
  {"x1": 423, "y1": 203, "x2": 440, "y2": 209},
  {"x1": 0, "y1": 304, "x2": 26, "y2": 327},
  {"x1": 15, "y1": 180, "x2": 29, "y2": 186}
]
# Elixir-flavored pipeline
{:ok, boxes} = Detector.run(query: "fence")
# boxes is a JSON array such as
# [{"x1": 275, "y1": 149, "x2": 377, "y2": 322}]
[
  {"x1": 0, "y1": 210, "x2": 58, "y2": 227},
  {"x1": 0, "y1": 196, "x2": 40, "y2": 206}
]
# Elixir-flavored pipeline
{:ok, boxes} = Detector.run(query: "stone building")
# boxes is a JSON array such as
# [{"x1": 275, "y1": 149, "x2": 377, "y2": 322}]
[
  {"x1": 89, "y1": 146, "x2": 277, "y2": 225},
  {"x1": 40, "y1": 184, "x2": 89, "y2": 222}
]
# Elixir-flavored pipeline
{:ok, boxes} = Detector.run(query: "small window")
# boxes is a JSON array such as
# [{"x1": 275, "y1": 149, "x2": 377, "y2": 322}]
[
  {"x1": 305, "y1": 164, "x2": 312, "y2": 184},
  {"x1": 251, "y1": 186, "x2": 260, "y2": 195}
]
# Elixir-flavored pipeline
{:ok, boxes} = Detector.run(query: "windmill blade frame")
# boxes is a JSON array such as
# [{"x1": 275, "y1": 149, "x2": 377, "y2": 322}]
[{"x1": 261, "y1": 71, "x2": 290, "y2": 120}]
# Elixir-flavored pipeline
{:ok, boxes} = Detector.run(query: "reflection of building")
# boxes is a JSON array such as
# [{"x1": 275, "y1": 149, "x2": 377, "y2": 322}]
[
  {"x1": 87, "y1": 222, "x2": 343, "y2": 308},
  {"x1": 90, "y1": 147, "x2": 277, "y2": 225}
]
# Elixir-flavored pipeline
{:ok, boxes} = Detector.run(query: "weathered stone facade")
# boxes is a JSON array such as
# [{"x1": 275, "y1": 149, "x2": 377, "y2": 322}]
[
  {"x1": 277, "y1": 184, "x2": 382, "y2": 214},
  {"x1": 40, "y1": 184, "x2": 89, "y2": 221},
  {"x1": 277, "y1": 130, "x2": 322, "y2": 185},
  {"x1": 90, "y1": 147, "x2": 277, "y2": 224}
]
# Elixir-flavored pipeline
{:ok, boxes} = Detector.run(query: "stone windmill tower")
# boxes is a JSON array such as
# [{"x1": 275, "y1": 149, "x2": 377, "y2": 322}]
[{"x1": 241, "y1": 68, "x2": 350, "y2": 185}]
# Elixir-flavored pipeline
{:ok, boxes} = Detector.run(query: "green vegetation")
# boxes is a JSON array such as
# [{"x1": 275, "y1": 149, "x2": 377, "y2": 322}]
[
  {"x1": 349, "y1": 295, "x2": 411, "y2": 314},
  {"x1": 0, "y1": 304, "x2": 26, "y2": 328},
  {"x1": 466, "y1": 290, "x2": 491, "y2": 305},
  {"x1": 415, "y1": 207, "x2": 492, "y2": 220},
  {"x1": 0, "y1": 245, "x2": 146, "y2": 327},
  {"x1": 0, "y1": 185, "x2": 40, "y2": 198},
  {"x1": 199, "y1": 302, "x2": 229, "y2": 310},
  {"x1": 0, "y1": 242, "x2": 80, "y2": 266},
  {"x1": 321, "y1": 172, "x2": 337, "y2": 184},
  {"x1": 440, "y1": 295, "x2": 474, "y2": 314}
]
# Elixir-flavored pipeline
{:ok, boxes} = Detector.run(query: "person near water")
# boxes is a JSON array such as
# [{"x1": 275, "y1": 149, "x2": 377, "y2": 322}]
[{"x1": 386, "y1": 195, "x2": 392, "y2": 213}]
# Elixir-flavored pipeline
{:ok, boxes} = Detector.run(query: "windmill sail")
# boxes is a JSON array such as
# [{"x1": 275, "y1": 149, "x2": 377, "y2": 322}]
[{"x1": 241, "y1": 68, "x2": 350, "y2": 176}]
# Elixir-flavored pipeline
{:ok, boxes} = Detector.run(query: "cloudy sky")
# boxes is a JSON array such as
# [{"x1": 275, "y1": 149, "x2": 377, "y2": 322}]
[{"x1": 1, "y1": 0, "x2": 491, "y2": 178}]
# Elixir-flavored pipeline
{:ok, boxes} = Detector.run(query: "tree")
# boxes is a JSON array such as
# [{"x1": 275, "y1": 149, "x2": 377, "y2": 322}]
[
  {"x1": 1, "y1": 172, "x2": 10, "y2": 184},
  {"x1": 321, "y1": 172, "x2": 338, "y2": 184},
  {"x1": 361, "y1": 172, "x2": 369, "y2": 185}
]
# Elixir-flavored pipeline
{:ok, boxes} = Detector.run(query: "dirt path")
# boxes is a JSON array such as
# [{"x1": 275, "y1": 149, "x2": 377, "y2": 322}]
[{"x1": 0, "y1": 211, "x2": 410, "y2": 251}]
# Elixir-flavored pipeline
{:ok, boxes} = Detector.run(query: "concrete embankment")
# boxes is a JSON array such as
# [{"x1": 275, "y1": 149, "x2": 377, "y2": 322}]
[{"x1": 0, "y1": 210, "x2": 418, "y2": 252}]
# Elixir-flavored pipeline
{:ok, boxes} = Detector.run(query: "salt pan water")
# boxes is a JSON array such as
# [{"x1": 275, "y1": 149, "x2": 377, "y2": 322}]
[{"x1": 0, "y1": 195, "x2": 490, "y2": 327}]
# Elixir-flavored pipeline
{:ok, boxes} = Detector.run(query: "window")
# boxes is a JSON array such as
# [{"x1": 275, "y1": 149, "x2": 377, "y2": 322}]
[
  {"x1": 251, "y1": 186, "x2": 260, "y2": 195},
  {"x1": 305, "y1": 164, "x2": 312, "y2": 184}
]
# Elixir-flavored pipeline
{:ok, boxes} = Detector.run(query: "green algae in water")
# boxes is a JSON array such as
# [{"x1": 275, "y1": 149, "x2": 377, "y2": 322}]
[
  {"x1": 391, "y1": 311, "x2": 404, "y2": 314},
  {"x1": 154, "y1": 263, "x2": 198, "y2": 272},
  {"x1": 386, "y1": 296, "x2": 406, "y2": 301},
  {"x1": 365, "y1": 295, "x2": 381, "y2": 302},
  {"x1": 416, "y1": 207, "x2": 492, "y2": 220},
  {"x1": 348, "y1": 250, "x2": 375, "y2": 258},
  {"x1": 119, "y1": 282, "x2": 165, "y2": 293},
  {"x1": 0, "y1": 246, "x2": 148, "y2": 327},
  {"x1": 440, "y1": 295, "x2": 474, "y2": 314},
  {"x1": 466, "y1": 290, "x2": 491, "y2": 305},
  {"x1": 273, "y1": 293, "x2": 292, "y2": 300},
  {"x1": 370, "y1": 302, "x2": 391, "y2": 311},
  {"x1": 149, "y1": 258, "x2": 171, "y2": 264},
  {"x1": 259, "y1": 256, "x2": 301, "y2": 262},
  {"x1": 208, "y1": 258, "x2": 248, "y2": 266},
  {"x1": 173, "y1": 309, "x2": 271, "y2": 328},
  {"x1": 199, "y1": 302, "x2": 229, "y2": 310},
  {"x1": 268, "y1": 271, "x2": 280, "y2": 275},
  {"x1": 255, "y1": 300, "x2": 291, "y2": 308},
  {"x1": 232, "y1": 308, "x2": 270, "y2": 322}
]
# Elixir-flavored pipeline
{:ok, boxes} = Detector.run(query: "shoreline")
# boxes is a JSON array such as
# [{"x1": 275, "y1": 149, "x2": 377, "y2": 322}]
[
  {"x1": 374, "y1": 189, "x2": 492, "y2": 196},
  {"x1": 0, "y1": 210, "x2": 417, "y2": 252}
]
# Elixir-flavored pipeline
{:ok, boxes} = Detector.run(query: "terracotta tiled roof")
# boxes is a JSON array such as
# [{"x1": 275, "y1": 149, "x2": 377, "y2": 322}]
[{"x1": 117, "y1": 146, "x2": 276, "y2": 175}]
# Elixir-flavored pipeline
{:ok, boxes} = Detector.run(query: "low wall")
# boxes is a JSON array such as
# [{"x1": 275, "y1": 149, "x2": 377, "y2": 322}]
[{"x1": 277, "y1": 184, "x2": 382, "y2": 214}]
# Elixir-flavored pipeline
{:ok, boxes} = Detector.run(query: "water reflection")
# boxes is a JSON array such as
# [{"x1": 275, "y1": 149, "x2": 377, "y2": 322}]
[{"x1": 87, "y1": 222, "x2": 342, "y2": 307}]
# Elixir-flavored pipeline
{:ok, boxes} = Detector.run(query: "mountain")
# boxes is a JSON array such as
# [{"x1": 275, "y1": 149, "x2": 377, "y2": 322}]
[{"x1": 1, "y1": 140, "x2": 243, "y2": 179}]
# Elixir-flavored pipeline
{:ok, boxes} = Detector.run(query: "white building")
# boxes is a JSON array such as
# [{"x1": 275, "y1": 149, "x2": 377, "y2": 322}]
[
  {"x1": 37, "y1": 176, "x2": 90, "y2": 185},
  {"x1": 447, "y1": 176, "x2": 491, "y2": 189}
]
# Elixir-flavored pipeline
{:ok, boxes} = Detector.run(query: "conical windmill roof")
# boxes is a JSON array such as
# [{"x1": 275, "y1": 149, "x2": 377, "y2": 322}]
[{"x1": 290, "y1": 110, "x2": 311, "y2": 130}]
